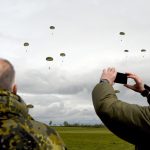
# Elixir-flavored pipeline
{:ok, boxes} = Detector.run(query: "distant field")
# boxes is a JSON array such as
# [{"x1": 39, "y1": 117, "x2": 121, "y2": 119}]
[{"x1": 54, "y1": 127, "x2": 134, "y2": 150}]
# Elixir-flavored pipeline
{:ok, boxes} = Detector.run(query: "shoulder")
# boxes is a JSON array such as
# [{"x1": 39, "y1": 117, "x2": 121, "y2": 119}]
[
  {"x1": 0, "y1": 116, "x2": 66, "y2": 149},
  {"x1": 30, "y1": 120, "x2": 66, "y2": 148}
]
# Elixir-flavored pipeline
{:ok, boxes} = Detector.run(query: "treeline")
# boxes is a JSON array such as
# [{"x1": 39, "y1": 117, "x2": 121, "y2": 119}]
[
  {"x1": 49, "y1": 120, "x2": 105, "y2": 128},
  {"x1": 63, "y1": 122, "x2": 105, "y2": 128}
]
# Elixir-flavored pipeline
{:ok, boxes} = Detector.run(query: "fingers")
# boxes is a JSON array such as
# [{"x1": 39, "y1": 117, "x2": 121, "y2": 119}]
[
  {"x1": 125, "y1": 72, "x2": 134, "y2": 75},
  {"x1": 103, "y1": 69, "x2": 106, "y2": 74},
  {"x1": 124, "y1": 73, "x2": 144, "y2": 92},
  {"x1": 124, "y1": 84, "x2": 134, "y2": 90},
  {"x1": 101, "y1": 67, "x2": 117, "y2": 85},
  {"x1": 107, "y1": 67, "x2": 116, "y2": 72},
  {"x1": 125, "y1": 72, "x2": 140, "y2": 82},
  {"x1": 125, "y1": 72, "x2": 135, "y2": 78},
  {"x1": 103, "y1": 67, "x2": 117, "y2": 74},
  {"x1": 102, "y1": 68, "x2": 116, "y2": 75},
  {"x1": 127, "y1": 74, "x2": 142, "y2": 84},
  {"x1": 126, "y1": 72, "x2": 139, "y2": 79}
]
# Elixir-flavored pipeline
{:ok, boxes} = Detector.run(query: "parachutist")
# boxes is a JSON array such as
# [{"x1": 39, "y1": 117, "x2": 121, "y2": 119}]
[
  {"x1": 46, "y1": 57, "x2": 53, "y2": 70},
  {"x1": 119, "y1": 32, "x2": 125, "y2": 43},
  {"x1": 141, "y1": 49, "x2": 146, "y2": 58},
  {"x1": 24, "y1": 42, "x2": 29, "y2": 52},
  {"x1": 50, "y1": 26, "x2": 55, "y2": 35},
  {"x1": 60, "y1": 53, "x2": 66, "y2": 63}
]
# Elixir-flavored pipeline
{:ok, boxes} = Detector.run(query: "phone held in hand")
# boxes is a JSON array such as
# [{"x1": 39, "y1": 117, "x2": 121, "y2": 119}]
[{"x1": 114, "y1": 72, "x2": 127, "y2": 84}]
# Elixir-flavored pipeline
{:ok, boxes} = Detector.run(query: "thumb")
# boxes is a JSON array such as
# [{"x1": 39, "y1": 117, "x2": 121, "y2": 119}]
[{"x1": 124, "y1": 84, "x2": 134, "y2": 90}]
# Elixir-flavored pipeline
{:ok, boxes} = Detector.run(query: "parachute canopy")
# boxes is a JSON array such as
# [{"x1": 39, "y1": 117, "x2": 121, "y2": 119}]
[
  {"x1": 124, "y1": 50, "x2": 129, "y2": 52},
  {"x1": 24, "y1": 42, "x2": 29, "y2": 46},
  {"x1": 141, "y1": 49, "x2": 146, "y2": 52},
  {"x1": 115, "y1": 90, "x2": 120, "y2": 93},
  {"x1": 46, "y1": 57, "x2": 53, "y2": 61},
  {"x1": 50, "y1": 26, "x2": 55, "y2": 29},
  {"x1": 119, "y1": 32, "x2": 125, "y2": 35},
  {"x1": 27, "y1": 104, "x2": 34, "y2": 109},
  {"x1": 60, "y1": 53, "x2": 66, "y2": 57}
]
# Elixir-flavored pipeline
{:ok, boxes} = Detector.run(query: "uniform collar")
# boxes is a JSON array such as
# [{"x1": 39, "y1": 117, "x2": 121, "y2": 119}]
[{"x1": 0, "y1": 89, "x2": 29, "y2": 118}]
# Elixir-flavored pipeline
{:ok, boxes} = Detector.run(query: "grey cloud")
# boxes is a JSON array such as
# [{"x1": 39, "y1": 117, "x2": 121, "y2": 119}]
[
  {"x1": 17, "y1": 68, "x2": 97, "y2": 95},
  {"x1": 30, "y1": 103, "x2": 99, "y2": 125},
  {"x1": 114, "y1": 85, "x2": 148, "y2": 106},
  {"x1": 16, "y1": 56, "x2": 150, "y2": 125},
  {"x1": 17, "y1": 55, "x2": 150, "y2": 97},
  {"x1": 19, "y1": 90, "x2": 98, "y2": 125}
]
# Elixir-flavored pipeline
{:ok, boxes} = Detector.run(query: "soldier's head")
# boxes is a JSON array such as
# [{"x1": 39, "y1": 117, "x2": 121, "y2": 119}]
[{"x1": 0, "y1": 58, "x2": 17, "y2": 94}]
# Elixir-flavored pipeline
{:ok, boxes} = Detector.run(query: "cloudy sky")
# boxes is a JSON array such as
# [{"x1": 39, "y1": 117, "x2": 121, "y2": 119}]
[{"x1": 0, "y1": 0, "x2": 150, "y2": 125}]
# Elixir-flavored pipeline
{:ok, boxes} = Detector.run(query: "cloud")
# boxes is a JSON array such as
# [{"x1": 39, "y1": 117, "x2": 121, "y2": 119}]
[
  {"x1": 20, "y1": 92, "x2": 99, "y2": 125},
  {"x1": 17, "y1": 67, "x2": 97, "y2": 95},
  {"x1": 16, "y1": 56, "x2": 150, "y2": 125}
]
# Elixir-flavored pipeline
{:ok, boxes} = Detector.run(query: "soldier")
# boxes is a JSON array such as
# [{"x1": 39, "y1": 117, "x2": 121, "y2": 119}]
[{"x1": 0, "y1": 58, "x2": 66, "y2": 150}]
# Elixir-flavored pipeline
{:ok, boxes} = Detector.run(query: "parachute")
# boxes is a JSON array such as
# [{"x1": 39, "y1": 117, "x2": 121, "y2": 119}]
[
  {"x1": 50, "y1": 26, "x2": 55, "y2": 30},
  {"x1": 60, "y1": 53, "x2": 66, "y2": 57},
  {"x1": 27, "y1": 104, "x2": 34, "y2": 109},
  {"x1": 115, "y1": 90, "x2": 120, "y2": 93},
  {"x1": 24, "y1": 42, "x2": 29, "y2": 52},
  {"x1": 46, "y1": 57, "x2": 53, "y2": 61},
  {"x1": 141, "y1": 49, "x2": 146, "y2": 57},
  {"x1": 24, "y1": 42, "x2": 29, "y2": 46},
  {"x1": 60, "y1": 53, "x2": 66, "y2": 62},
  {"x1": 119, "y1": 32, "x2": 125, "y2": 35},
  {"x1": 124, "y1": 50, "x2": 129, "y2": 52},
  {"x1": 46, "y1": 57, "x2": 53, "y2": 69},
  {"x1": 119, "y1": 32, "x2": 125, "y2": 42},
  {"x1": 141, "y1": 49, "x2": 146, "y2": 52},
  {"x1": 123, "y1": 50, "x2": 129, "y2": 63},
  {"x1": 49, "y1": 26, "x2": 55, "y2": 35}
]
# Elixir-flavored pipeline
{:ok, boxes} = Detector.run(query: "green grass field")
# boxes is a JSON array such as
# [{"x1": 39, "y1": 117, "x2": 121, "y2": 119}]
[{"x1": 54, "y1": 127, "x2": 134, "y2": 150}]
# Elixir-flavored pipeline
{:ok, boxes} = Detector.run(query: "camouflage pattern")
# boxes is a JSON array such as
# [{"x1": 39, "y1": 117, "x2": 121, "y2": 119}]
[{"x1": 0, "y1": 89, "x2": 67, "y2": 150}]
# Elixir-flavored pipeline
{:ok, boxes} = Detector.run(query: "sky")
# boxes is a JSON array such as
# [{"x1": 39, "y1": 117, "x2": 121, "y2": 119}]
[{"x1": 0, "y1": 0, "x2": 150, "y2": 125}]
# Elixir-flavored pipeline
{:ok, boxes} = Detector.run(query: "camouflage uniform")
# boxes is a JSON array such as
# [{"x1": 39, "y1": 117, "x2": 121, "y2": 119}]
[{"x1": 0, "y1": 89, "x2": 66, "y2": 150}]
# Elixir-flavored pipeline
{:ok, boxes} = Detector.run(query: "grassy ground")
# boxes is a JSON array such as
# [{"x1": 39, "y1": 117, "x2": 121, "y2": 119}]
[{"x1": 54, "y1": 127, "x2": 134, "y2": 150}]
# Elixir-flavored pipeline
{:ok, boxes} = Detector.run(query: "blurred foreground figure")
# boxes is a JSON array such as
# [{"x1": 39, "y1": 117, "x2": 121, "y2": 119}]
[
  {"x1": 92, "y1": 67, "x2": 150, "y2": 150},
  {"x1": 0, "y1": 58, "x2": 66, "y2": 150}
]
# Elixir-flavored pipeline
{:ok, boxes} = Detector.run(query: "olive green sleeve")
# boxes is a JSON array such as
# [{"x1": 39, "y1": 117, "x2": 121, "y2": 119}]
[{"x1": 92, "y1": 83, "x2": 150, "y2": 145}]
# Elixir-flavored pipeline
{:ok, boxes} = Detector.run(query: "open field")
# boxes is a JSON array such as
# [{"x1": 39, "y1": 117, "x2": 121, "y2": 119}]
[{"x1": 54, "y1": 127, "x2": 134, "y2": 150}]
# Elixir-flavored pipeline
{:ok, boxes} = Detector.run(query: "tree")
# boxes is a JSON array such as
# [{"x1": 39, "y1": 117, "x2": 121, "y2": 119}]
[
  {"x1": 63, "y1": 121, "x2": 69, "y2": 126},
  {"x1": 49, "y1": 121, "x2": 52, "y2": 126}
]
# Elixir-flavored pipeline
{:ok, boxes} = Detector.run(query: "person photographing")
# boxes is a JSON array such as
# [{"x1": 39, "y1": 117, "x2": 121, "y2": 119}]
[{"x1": 92, "y1": 67, "x2": 150, "y2": 150}]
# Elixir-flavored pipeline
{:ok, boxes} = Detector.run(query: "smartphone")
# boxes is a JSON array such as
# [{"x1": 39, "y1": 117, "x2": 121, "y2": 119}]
[{"x1": 114, "y1": 72, "x2": 127, "y2": 84}]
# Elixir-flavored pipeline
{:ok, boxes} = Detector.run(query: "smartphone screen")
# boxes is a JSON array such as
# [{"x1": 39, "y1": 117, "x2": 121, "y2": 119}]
[{"x1": 114, "y1": 72, "x2": 127, "y2": 84}]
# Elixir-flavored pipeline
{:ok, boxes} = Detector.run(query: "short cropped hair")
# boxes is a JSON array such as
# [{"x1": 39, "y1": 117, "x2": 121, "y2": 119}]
[{"x1": 0, "y1": 59, "x2": 15, "y2": 90}]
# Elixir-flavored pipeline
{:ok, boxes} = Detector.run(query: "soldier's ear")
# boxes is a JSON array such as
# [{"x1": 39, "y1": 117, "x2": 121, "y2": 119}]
[{"x1": 12, "y1": 84, "x2": 17, "y2": 94}]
